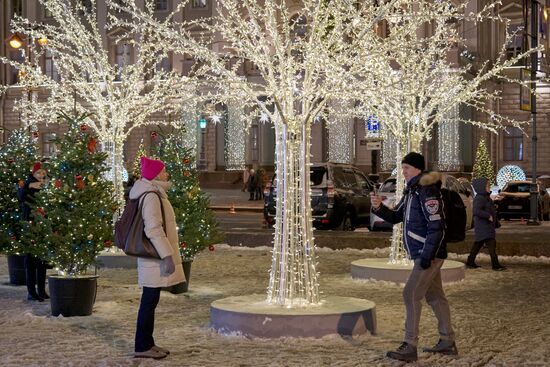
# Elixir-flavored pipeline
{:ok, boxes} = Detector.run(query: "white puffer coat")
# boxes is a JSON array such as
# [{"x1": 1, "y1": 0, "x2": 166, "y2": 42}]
[{"x1": 129, "y1": 179, "x2": 185, "y2": 288}]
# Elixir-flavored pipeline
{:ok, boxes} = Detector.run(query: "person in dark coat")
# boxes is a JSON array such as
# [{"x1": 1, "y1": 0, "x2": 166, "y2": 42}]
[
  {"x1": 466, "y1": 177, "x2": 506, "y2": 271},
  {"x1": 247, "y1": 168, "x2": 256, "y2": 200},
  {"x1": 371, "y1": 152, "x2": 457, "y2": 362},
  {"x1": 254, "y1": 168, "x2": 265, "y2": 200},
  {"x1": 17, "y1": 162, "x2": 49, "y2": 302}
]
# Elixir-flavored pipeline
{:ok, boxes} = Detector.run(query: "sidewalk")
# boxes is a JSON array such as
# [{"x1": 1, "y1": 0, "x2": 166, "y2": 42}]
[{"x1": 203, "y1": 188, "x2": 264, "y2": 212}]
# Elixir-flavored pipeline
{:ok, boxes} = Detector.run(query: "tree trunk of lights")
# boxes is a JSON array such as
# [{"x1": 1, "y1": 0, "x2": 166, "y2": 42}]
[
  {"x1": 267, "y1": 120, "x2": 320, "y2": 307},
  {"x1": 101, "y1": 139, "x2": 125, "y2": 210},
  {"x1": 388, "y1": 135, "x2": 422, "y2": 264}
]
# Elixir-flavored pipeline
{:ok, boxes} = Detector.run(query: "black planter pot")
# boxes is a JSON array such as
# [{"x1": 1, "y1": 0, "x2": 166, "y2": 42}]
[
  {"x1": 48, "y1": 275, "x2": 98, "y2": 317},
  {"x1": 163, "y1": 260, "x2": 192, "y2": 294},
  {"x1": 7, "y1": 254, "x2": 26, "y2": 286}
]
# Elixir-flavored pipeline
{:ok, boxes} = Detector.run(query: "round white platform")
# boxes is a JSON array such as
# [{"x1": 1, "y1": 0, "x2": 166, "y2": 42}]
[
  {"x1": 351, "y1": 258, "x2": 465, "y2": 283},
  {"x1": 210, "y1": 294, "x2": 376, "y2": 338},
  {"x1": 96, "y1": 252, "x2": 137, "y2": 269}
]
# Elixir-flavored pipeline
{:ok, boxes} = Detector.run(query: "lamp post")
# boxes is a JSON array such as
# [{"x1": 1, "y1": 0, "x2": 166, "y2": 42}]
[{"x1": 527, "y1": 0, "x2": 540, "y2": 225}]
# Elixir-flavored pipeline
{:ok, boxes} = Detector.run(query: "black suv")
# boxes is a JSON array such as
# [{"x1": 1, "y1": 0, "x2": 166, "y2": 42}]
[{"x1": 263, "y1": 163, "x2": 375, "y2": 230}]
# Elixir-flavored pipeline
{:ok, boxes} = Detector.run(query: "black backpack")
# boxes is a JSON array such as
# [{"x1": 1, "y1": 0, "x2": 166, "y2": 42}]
[
  {"x1": 114, "y1": 191, "x2": 158, "y2": 251},
  {"x1": 441, "y1": 188, "x2": 466, "y2": 243}
]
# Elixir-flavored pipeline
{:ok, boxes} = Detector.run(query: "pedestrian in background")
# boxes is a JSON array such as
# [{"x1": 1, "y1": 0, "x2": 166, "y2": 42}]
[
  {"x1": 247, "y1": 168, "x2": 256, "y2": 200},
  {"x1": 18, "y1": 162, "x2": 49, "y2": 302},
  {"x1": 130, "y1": 157, "x2": 185, "y2": 359},
  {"x1": 242, "y1": 166, "x2": 251, "y2": 192},
  {"x1": 255, "y1": 168, "x2": 265, "y2": 200},
  {"x1": 371, "y1": 152, "x2": 457, "y2": 363},
  {"x1": 466, "y1": 177, "x2": 506, "y2": 271}
]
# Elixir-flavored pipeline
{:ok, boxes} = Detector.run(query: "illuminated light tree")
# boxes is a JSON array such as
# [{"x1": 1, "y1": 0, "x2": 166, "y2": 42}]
[
  {"x1": 5, "y1": 0, "x2": 203, "y2": 208},
  {"x1": 472, "y1": 139, "x2": 496, "y2": 185},
  {"x1": 116, "y1": 0, "x2": 397, "y2": 306},
  {"x1": 353, "y1": 0, "x2": 539, "y2": 263}
]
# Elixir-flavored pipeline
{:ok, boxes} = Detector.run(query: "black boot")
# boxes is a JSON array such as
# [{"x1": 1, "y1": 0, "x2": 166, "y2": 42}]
[
  {"x1": 386, "y1": 342, "x2": 417, "y2": 362},
  {"x1": 27, "y1": 293, "x2": 44, "y2": 302},
  {"x1": 36, "y1": 262, "x2": 49, "y2": 299},
  {"x1": 423, "y1": 339, "x2": 458, "y2": 355}
]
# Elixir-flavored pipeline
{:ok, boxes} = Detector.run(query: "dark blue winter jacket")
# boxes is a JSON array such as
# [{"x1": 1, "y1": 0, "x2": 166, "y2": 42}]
[
  {"x1": 373, "y1": 172, "x2": 447, "y2": 261},
  {"x1": 472, "y1": 178, "x2": 497, "y2": 242}
]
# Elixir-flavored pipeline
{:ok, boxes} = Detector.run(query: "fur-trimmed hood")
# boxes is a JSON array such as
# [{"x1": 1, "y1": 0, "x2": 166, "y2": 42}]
[{"x1": 419, "y1": 172, "x2": 442, "y2": 186}]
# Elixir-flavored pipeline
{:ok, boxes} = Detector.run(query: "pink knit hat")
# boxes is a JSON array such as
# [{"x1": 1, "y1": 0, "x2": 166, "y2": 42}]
[{"x1": 140, "y1": 156, "x2": 165, "y2": 180}]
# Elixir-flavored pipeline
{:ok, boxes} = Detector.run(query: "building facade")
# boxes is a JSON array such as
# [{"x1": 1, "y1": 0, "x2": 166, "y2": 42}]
[{"x1": 1, "y1": 0, "x2": 550, "y2": 183}]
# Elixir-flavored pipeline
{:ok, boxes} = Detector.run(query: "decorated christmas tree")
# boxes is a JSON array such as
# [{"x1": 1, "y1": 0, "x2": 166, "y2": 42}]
[
  {"x1": 472, "y1": 139, "x2": 496, "y2": 185},
  {"x1": 0, "y1": 128, "x2": 40, "y2": 254},
  {"x1": 152, "y1": 129, "x2": 221, "y2": 261},
  {"x1": 28, "y1": 112, "x2": 116, "y2": 275},
  {"x1": 132, "y1": 140, "x2": 147, "y2": 180}
]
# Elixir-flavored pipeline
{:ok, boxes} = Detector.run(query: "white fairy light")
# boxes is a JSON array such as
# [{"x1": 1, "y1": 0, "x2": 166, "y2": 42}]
[
  {"x1": 225, "y1": 102, "x2": 247, "y2": 171},
  {"x1": 497, "y1": 165, "x2": 526, "y2": 189},
  {"x1": 437, "y1": 104, "x2": 462, "y2": 171},
  {"x1": 327, "y1": 101, "x2": 353, "y2": 164},
  {"x1": 259, "y1": 112, "x2": 270, "y2": 124}
]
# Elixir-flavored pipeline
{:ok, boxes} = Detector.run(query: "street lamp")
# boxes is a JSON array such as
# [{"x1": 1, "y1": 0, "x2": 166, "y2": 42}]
[{"x1": 8, "y1": 34, "x2": 24, "y2": 49}]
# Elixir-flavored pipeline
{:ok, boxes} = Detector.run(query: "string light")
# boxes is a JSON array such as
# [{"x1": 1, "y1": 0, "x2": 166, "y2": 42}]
[
  {"x1": 437, "y1": 104, "x2": 462, "y2": 171},
  {"x1": 225, "y1": 102, "x2": 247, "y2": 171},
  {"x1": 497, "y1": 165, "x2": 526, "y2": 189}
]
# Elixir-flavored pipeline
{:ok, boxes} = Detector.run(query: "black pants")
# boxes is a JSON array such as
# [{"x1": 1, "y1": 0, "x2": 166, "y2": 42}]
[
  {"x1": 25, "y1": 254, "x2": 47, "y2": 297},
  {"x1": 135, "y1": 287, "x2": 161, "y2": 352},
  {"x1": 468, "y1": 238, "x2": 501, "y2": 268}
]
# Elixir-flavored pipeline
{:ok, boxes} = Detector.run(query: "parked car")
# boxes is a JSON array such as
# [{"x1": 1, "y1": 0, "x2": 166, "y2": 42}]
[
  {"x1": 263, "y1": 163, "x2": 376, "y2": 231},
  {"x1": 494, "y1": 180, "x2": 550, "y2": 221},
  {"x1": 369, "y1": 174, "x2": 474, "y2": 231}
]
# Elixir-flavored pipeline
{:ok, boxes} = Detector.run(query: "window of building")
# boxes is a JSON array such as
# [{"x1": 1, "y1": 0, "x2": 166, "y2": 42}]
[
  {"x1": 44, "y1": 50, "x2": 60, "y2": 81},
  {"x1": 155, "y1": 0, "x2": 168, "y2": 11},
  {"x1": 503, "y1": 126, "x2": 523, "y2": 161},
  {"x1": 506, "y1": 24, "x2": 523, "y2": 60},
  {"x1": 192, "y1": 0, "x2": 207, "y2": 8},
  {"x1": 156, "y1": 56, "x2": 171, "y2": 74},
  {"x1": 114, "y1": 43, "x2": 131, "y2": 80},
  {"x1": 42, "y1": 133, "x2": 57, "y2": 157},
  {"x1": 12, "y1": 0, "x2": 23, "y2": 17}
]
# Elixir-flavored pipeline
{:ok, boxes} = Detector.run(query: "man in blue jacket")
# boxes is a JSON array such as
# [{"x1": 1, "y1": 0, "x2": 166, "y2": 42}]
[{"x1": 371, "y1": 152, "x2": 457, "y2": 362}]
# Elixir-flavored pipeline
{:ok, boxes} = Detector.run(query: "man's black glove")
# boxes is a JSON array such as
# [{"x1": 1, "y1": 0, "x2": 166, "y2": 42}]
[{"x1": 420, "y1": 257, "x2": 432, "y2": 270}]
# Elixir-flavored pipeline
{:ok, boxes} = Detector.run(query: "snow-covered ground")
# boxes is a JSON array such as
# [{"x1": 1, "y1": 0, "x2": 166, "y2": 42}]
[{"x1": 1, "y1": 246, "x2": 549, "y2": 367}]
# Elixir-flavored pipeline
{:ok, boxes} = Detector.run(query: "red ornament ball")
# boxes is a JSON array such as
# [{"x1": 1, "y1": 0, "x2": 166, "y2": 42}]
[
  {"x1": 151, "y1": 131, "x2": 158, "y2": 139},
  {"x1": 208, "y1": 244, "x2": 215, "y2": 252},
  {"x1": 80, "y1": 124, "x2": 88, "y2": 132},
  {"x1": 180, "y1": 242, "x2": 187, "y2": 249},
  {"x1": 54, "y1": 179, "x2": 62, "y2": 189},
  {"x1": 103, "y1": 239, "x2": 112, "y2": 247},
  {"x1": 10, "y1": 235, "x2": 16, "y2": 241},
  {"x1": 32, "y1": 131, "x2": 39, "y2": 138},
  {"x1": 7, "y1": 158, "x2": 14, "y2": 165},
  {"x1": 36, "y1": 207, "x2": 46, "y2": 217},
  {"x1": 183, "y1": 158, "x2": 190, "y2": 165}
]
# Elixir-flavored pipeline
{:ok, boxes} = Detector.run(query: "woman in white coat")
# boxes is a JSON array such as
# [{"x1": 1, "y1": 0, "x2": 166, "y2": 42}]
[{"x1": 130, "y1": 156, "x2": 185, "y2": 359}]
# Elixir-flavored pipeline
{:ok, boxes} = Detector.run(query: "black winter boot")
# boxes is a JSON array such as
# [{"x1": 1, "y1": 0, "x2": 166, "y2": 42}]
[
  {"x1": 423, "y1": 339, "x2": 458, "y2": 355},
  {"x1": 386, "y1": 342, "x2": 418, "y2": 362}
]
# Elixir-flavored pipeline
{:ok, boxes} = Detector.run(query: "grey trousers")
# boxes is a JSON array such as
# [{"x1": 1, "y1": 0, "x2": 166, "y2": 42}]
[{"x1": 403, "y1": 258, "x2": 455, "y2": 346}]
